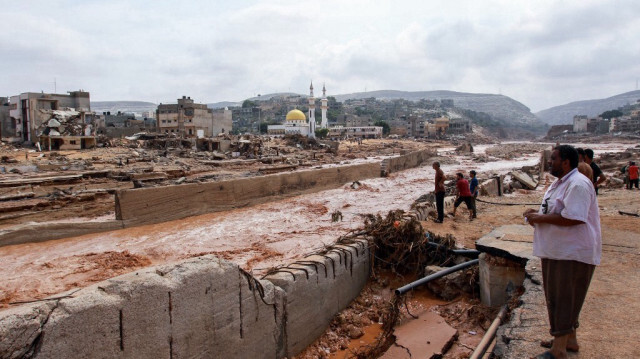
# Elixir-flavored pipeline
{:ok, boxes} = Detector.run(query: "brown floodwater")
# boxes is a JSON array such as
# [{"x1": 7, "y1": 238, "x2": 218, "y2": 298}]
[{"x1": 0, "y1": 146, "x2": 580, "y2": 306}]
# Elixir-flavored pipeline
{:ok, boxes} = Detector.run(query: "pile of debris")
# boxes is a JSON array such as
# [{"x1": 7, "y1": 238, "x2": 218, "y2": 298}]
[
  {"x1": 37, "y1": 108, "x2": 93, "y2": 137},
  {"x1": 485, "y1": 143, "x2": 550, "y2": 159}
]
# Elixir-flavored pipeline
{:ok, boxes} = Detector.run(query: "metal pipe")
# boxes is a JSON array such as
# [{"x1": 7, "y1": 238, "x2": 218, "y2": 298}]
[
  {"x1": 425, "y1": 240, "x2": 481, "y2": 258},
  {"x1": 469, "y1": 305, "x2": 508, "y2": 359},
  {"x1": 395, "y1": 259, "x2": 479, "y2": 295}
]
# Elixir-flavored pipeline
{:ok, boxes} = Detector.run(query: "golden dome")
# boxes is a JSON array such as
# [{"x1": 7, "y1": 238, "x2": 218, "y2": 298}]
[{"x1": 286, "y1": 109, "x2": 306, "y2": 121}]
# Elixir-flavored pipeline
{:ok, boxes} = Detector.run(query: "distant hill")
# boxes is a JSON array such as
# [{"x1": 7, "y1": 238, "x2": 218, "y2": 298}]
[
  {"x1": 207, "y1": 101, "x2": 240, "y2": 109},
  {"x1": 91, "y1": 101, "x2": 157, "y2": 114},
  {"x1": 536, "y1": 90, "x2": 640, "y2": 125},
  {"x1": 333, "y1": 90, "x2": 544, "y2": 127}
]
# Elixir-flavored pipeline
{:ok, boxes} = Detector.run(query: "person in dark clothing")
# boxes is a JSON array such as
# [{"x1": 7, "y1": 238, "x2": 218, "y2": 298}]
[
  {"x1": 584, "y1": 149, "x2": 606, "y2": 195},
  {"x1": 452, "y1": 172, "x2": 474, "y2": 220},
  {"x1": 469, "y1": 170, "x2": 479, "y2": 218},
  {"x1": 432, "y1": 162, "x2": 445, "y2": 223}
]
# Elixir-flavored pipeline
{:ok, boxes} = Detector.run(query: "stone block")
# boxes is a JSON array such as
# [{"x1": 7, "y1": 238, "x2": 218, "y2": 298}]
[
  {"x1": 0, "y1": 302, "x2": 53, "y2": 358},
  {"x1": 37, "y1": 288, "x2": 124, "y2": 358},
  {"x1": 99, "y1": 269, "x2": 175, "y2": 358},
  {"x1": 479, "y1": 253, "x2": 526, "y2": 307}
]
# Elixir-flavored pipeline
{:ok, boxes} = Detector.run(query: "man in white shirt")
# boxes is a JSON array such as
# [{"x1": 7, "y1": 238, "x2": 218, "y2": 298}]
[{"x1": 524, "y1": 145, "x2": 601, "y2": 359}]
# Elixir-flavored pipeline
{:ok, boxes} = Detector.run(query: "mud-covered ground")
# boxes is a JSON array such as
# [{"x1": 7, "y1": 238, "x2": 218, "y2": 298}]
[
  {"x1": 1, "y1": 138, "x2": 638, "y2": 357},
  {"x1": 296, "y1": 185, "x2": 640, "y2": 358}
]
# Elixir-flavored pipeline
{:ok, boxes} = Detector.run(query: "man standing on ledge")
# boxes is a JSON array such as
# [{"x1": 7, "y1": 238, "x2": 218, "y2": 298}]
[
  {"x1": 432, "y1": 161, "x2": 445, "y2": 223},
  {"x1": 524, "y1": 145, "x2": 601, "y2": 359}
]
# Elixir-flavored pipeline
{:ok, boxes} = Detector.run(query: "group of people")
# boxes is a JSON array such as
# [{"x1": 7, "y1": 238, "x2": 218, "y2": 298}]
[
  {"x1": 431, "y1": 162, "x2": 478, "y2": 223},
  {"x1": 431, "y1": 145, "x2": 603, "y2": 359}
]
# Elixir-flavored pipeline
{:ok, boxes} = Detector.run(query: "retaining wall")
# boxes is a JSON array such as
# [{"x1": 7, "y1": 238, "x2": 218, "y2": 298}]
[
  {"x1": 382, "y1": 148, "x2": 437, "y2": 175},
  {"x1": 0, "y1": 240, "x2": 370, "y2": 359},
  {"x1": 264, "y1": 240, "x2": 370, "y2": 356},
  {"x1": 115, "y1": 163, "x2": 381, "y2": 225}
]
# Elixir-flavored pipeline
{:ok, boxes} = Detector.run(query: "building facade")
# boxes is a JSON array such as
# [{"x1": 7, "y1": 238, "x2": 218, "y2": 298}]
[
  {"x1": 157, "y1": 96, "x2": 229, "y2": 137},
  {"x1": 328, "y1": 126, "x2": 383, "y2": 139},
  {"x1": 8, "y1": 91, "x2": 91, "y2": 142}
]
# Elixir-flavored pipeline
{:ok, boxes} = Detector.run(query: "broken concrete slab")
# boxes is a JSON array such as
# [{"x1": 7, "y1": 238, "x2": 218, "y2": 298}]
[
  {"x1": 381, "y1": 311, "x2": 457, "y2": 358},
  {"x1": 510, "y1": 171, "x2": 537, "y2": 190},
  {"x1": 475, "y1": 224, "x2": 534, "y2": 265},
  {"x1": 0, "y1": 174, "x2": 83, "y2": 188}
]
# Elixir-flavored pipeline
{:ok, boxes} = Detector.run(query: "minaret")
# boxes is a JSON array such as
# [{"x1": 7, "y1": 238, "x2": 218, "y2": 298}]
[
  {"x1": 308, "y1": 81, "x2": 316, "y2": 137},
  {"x1": 321, "y1": 83, "x2": 328, "y2": 129}
]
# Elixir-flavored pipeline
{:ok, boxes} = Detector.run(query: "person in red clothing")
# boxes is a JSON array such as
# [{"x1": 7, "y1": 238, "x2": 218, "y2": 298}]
[
  {"x1": 452, "y1": 172, "x2": 474, "y2": 220},
  {"x1": 628, "y1": 161, "x2": 639, "y2": 189}
]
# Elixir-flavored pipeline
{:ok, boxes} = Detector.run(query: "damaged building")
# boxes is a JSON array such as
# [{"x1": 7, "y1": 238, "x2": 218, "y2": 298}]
[
  {"x1": 157, "y1": 96, "x2": 232, "y2": 137},
  {"x1": 7, "y1": 91, "x2": 96, "y2": 149}
]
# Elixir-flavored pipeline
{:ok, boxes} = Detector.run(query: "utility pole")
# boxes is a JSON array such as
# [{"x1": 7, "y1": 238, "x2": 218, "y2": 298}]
[{"x1": 54, "y1": 78, "x2": 57, "y2": 93}]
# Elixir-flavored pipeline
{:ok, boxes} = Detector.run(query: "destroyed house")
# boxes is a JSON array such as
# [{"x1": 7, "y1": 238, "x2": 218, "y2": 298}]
[{"x1": 8, "y1": 91, "x2": 91, "y2": 143}]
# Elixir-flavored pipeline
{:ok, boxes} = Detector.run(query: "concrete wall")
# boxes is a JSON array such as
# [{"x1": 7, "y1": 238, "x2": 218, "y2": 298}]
[
  {"x1": 264, "y1": 240, "x2": 370, "y2": 357},
  {"x1": 382, "y1": 149, "x2": 437, "y2": 176},
  {"x1": 0, "y1": 221, "x2": 124, "y2": 247},
  {"x1": 0, "y1": 240, "x2": 370, "y2": 359},
  {"x1": 115, "y1": 162, "x2": 381, "y2": 225}
]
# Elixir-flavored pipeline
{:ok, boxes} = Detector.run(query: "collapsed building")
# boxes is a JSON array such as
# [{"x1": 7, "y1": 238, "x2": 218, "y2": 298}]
[{"x1": 6, "y1": 91, "x2": 96, "y2": 149}]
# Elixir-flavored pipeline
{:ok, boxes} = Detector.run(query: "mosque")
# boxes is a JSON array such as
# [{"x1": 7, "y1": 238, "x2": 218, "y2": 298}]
[{"x1": 267, "y1": 82, "x2": 328, "y2": 138}]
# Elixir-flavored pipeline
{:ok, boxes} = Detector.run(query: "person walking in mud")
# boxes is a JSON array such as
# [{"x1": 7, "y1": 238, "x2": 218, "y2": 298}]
[
  {"x1": 524, "y1": 145, "x2": 601, "y2": 359},
  {"x1": 469, "y1": 170, "x2": 479, "y2": 218},
  {"x1": 451, "y1": 172, "x2": 474, "y2": 220},
  {"x1": 432, "y1": 162, "x2": 445, "y2": 223}
]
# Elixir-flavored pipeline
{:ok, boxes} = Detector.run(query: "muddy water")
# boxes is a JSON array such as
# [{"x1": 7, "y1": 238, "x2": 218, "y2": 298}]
[
  {"x1": 0, "y1": 143, "x2": 624, "y2": 305},
  {"x1": 328, "y1": 289, "x2": 447, "y2": 358}
]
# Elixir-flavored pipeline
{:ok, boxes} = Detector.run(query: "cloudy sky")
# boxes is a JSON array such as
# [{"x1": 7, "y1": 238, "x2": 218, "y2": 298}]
[{"x1": 1, "y1": 0, "x2": 639, "y2": 112}]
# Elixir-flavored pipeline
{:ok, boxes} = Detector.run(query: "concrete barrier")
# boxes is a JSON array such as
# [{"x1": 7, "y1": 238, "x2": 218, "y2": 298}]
[
  {"x1": 0, "y1": 221, "x2": 125, "y2": 247},
  {"x1": 115, "y1": 162, "x2": 381, "y2": 225},
  {"x1": 0, "y1": 241, "x2": 370, "y2": 359},
  {"x1": 264, "y1": 240, "x2": 370, "y2": 357},
  {"x1": 0, "y1": 255, "x2": 285, "y2": 359},
  {"x1": 382, "y1": 149, "x2": 437, "y2": 176}
]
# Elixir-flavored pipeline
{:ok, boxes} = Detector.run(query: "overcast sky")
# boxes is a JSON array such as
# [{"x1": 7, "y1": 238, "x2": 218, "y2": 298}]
[{"x1": 1, "y1": 0, "x2": 639, "y2": 112}]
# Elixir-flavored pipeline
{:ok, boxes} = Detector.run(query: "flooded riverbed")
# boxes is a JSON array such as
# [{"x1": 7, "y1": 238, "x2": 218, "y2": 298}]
[{"x1": 0, "y1": 142, "x2": 623, "y2": 306}]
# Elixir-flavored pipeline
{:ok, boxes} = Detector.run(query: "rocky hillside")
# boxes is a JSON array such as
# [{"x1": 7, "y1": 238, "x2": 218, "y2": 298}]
[
  {"x1": 333, "y1": 90, "x2": 544, "y2": 128},
  {"x1": 536, "y1": 90, "x2": 640, "y2": 125}
]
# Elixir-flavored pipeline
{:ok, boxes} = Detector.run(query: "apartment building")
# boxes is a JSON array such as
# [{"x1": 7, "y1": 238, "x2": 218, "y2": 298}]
[{"x1": 157, "y1": 96, "x2": 227, "y2": 137}]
